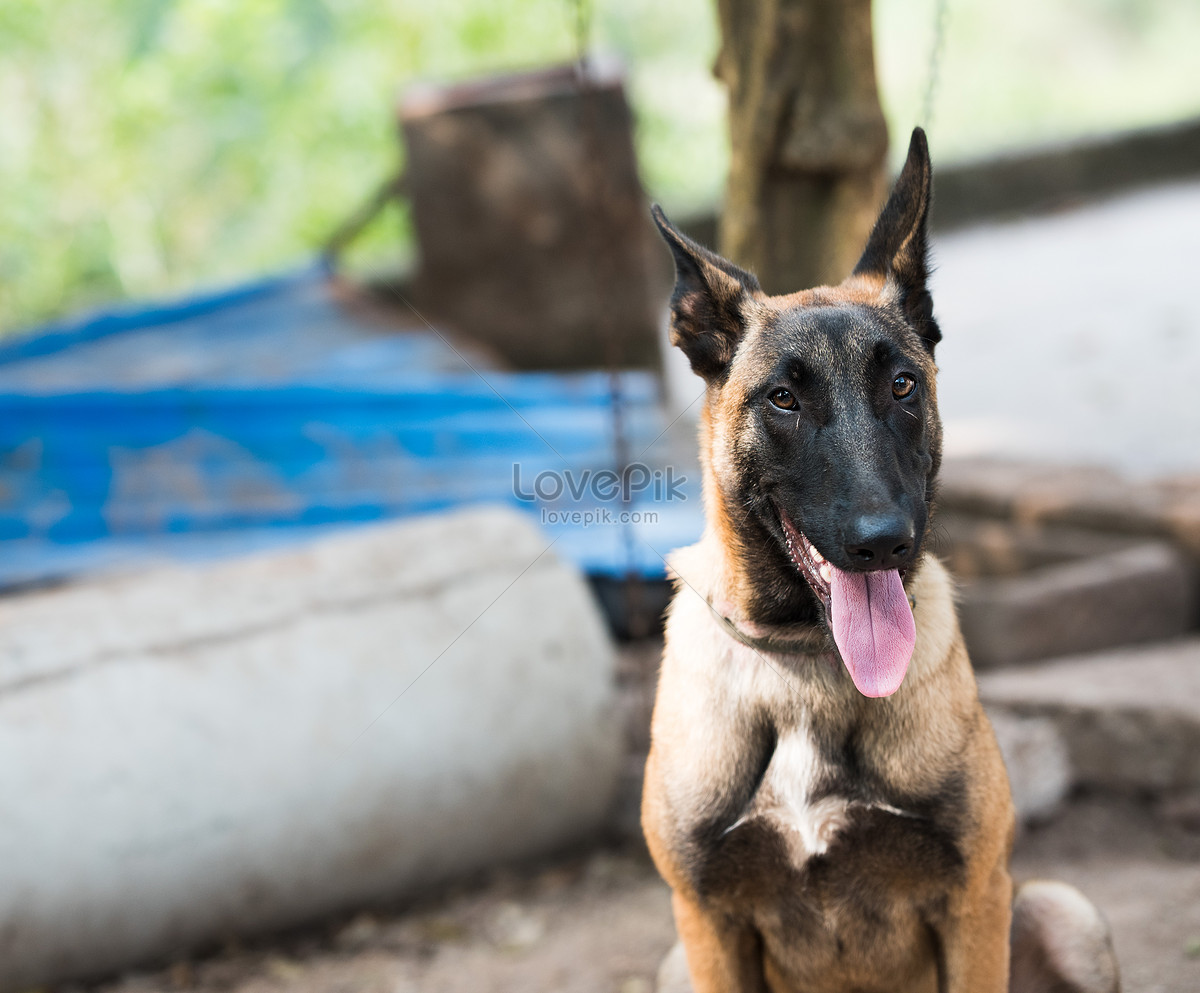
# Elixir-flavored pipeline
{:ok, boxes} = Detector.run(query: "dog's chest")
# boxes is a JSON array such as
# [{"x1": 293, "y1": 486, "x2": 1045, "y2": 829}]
[{"x1": 740, "y1": 728, "x2": 853, "y2": 866}]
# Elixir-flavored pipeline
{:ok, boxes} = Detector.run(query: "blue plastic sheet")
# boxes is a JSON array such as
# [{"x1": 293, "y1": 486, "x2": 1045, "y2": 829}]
[{"x1": 0, "y1": 268, "x2": 701, "y2": 588}]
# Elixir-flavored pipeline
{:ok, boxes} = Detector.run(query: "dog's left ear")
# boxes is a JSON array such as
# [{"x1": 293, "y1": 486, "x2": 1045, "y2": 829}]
[
  {"x1": 652, "y1": 205, "x2": 761, "y2": 381},
  {"x1": 852, "y1": 127, "x2": 941, "y2": 352}
]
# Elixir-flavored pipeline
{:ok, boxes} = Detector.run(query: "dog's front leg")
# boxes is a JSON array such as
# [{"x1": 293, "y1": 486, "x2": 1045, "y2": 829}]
[
  {"x1": 671, "y1": 891, "x2": 769, "y2": 993},
  {"x1": 936, "y1": 861, "x2": 1013, "y2": 993}
]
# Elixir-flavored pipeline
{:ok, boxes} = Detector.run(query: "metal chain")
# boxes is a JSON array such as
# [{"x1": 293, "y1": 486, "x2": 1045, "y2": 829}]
[
  {"x1": 570, "y1": 0, "x2": 592, "y2": 69},
  {"x1": 566, "y1": 0, "x2": 650, "y2": 633},
  {"x1": 920, "y1": 0, "x2": 949, "y2": 130}
]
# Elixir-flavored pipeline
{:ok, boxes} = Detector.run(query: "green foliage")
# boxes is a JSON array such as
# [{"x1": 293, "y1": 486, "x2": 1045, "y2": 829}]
[
  {"x1": 0, "y1": 0, "x2": 582, "y2": 333},
  {"x1": 1, "y1": 0, "x2": 1197, "y2": 334},
  {"x1": 877, "y1": 0, "x2": 1200, "y2": 168}
]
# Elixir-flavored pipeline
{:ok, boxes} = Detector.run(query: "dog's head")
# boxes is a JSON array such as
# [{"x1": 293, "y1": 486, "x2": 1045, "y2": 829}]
[{"x1": 654, "y1": 129, "x2": 942, "y2": 698}]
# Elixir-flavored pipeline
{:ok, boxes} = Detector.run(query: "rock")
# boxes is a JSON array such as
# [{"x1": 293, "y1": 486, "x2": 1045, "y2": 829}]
[
  {"x1": 334, "y1": 913, "x2": 382, "y2": 951},
  {"x1": 487, "y1": 902, "x2": 545, "y2": 951},
  {"x1": 979, "y1": 638, "x2": 1200, "y2": 795},
  {"x1": 656, "y1": 941, "x2": 693, "y2": 993},
  {"x1": 986, "y1": 709, "x2": 1072, "y2": 824},
  {"x1": 1159, "y1": 793, "x2": 1200, "y2": 834},
  {"x1": 0, "y1": 507, "x2": 620, "y2": 990}
]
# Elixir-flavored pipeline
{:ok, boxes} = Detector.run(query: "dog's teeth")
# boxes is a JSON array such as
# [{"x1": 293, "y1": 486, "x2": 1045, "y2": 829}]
[
  {"x1": 811, "y1": 548, "x2": 824, "y2": 563},
  {"x1": 819, "y1": 564, "x2": 832, "y2": 583}
]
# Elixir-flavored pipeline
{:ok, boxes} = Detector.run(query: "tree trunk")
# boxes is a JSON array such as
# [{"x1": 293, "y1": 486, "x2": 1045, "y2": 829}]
[{"x1": 716, "y1": 0, "x2": 889, "y2": 293}]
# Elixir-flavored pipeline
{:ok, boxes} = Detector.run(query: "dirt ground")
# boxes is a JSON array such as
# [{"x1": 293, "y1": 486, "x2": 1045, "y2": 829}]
[{"x1": 80, "y1": 794, "x2": 1200, "y2": 993}]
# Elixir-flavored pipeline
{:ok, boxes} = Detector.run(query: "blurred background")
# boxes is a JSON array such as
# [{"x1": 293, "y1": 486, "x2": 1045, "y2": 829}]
[
  {"x1": 3, "y1": 0, "x2": 1199, "y2": 332},
  {"x1": 2, "y1": 1, "x2": 1200, "y2": 991}
]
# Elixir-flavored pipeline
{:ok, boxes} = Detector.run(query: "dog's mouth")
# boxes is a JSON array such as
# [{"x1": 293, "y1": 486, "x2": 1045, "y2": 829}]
[{"x1": 776, "y1": 509, "x2": 916, "y2": 699}]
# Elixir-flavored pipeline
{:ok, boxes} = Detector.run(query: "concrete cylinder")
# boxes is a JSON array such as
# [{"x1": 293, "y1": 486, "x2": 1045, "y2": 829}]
[{"x1": 0, "y1": 507, "x2": 621, "y2": 988}]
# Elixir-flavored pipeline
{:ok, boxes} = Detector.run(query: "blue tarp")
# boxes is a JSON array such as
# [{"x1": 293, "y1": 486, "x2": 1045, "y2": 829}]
[{"x1": 0, "y1": 268, "x2": 701, "y2": 588}]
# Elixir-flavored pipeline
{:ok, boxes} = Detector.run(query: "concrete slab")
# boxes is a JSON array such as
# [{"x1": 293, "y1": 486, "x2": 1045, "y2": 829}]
[{"x1": 979, "y1": 637, "x2": 1200, "y2": 794}]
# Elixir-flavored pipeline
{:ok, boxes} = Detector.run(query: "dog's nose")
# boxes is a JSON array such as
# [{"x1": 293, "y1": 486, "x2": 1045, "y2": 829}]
[{"x1": 843, "y1": 514, "x2": 915, "y2": 570}]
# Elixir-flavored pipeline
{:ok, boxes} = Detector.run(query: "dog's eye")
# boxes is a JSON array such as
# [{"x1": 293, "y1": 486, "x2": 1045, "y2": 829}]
[
  {"x1": 892, "y1": 374, "x2": 917, "y2": 400},
  {"x1": 769, "y1": 388, "x2": 798, "y2": 410}
]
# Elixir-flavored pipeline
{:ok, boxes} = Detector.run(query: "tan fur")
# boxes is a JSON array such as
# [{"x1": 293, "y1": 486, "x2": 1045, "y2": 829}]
[
  {"x1": 645, "y1": 532, "x2": 1016, "y2": 992},
  {"x1": 645, "y1": 536, "x2": 1119, "y2": 991},
  {"x1": 771, "y1": 271, "x2": 890, "y2": 311}
]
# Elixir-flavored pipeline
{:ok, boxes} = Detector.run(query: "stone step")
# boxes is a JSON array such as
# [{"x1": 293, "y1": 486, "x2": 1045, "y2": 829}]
[
  {"x1": 939, "y1": 457, "x2": 1200, "y2": 558},
  {"x1": 958, "y1": 539, "x2": 1195, "y2": 669},
  {"x1": 979, "y1": 637, "x2": 1200, "y2": 799}
]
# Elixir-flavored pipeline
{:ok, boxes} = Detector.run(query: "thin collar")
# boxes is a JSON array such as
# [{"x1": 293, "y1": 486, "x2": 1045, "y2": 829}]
[
  {"x1": 708, "y1": 601, "x2": 832, "y2": 656},
  {"x1": 708, "y1": 592, "x2": 917, "y2": 657}
]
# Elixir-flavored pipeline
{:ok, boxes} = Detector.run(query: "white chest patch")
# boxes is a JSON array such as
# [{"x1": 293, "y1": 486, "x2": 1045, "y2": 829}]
[{"x1": 730, "y1": 728, "x2": 854, "y2": 866}]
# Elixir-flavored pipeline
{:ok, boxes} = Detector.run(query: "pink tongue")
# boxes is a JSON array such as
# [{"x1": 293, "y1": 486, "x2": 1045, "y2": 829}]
[{"x1": 828, "y1": 566, "x2": 915, "y2": 697}]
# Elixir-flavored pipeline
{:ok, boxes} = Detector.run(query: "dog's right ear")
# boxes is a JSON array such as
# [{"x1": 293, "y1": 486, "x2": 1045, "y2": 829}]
[{"x1": 652, "y1": 205, "x2": 760, "y2": 380}]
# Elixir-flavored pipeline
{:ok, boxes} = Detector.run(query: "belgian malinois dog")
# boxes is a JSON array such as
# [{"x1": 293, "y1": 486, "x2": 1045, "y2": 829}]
[{"x1": 643, "y1": 129, "x2": 1120, "y2": 993}]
